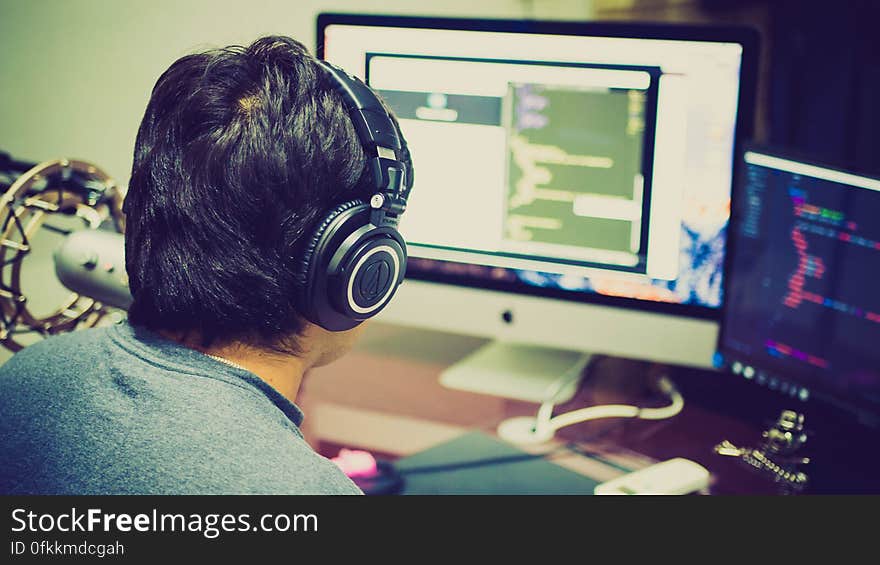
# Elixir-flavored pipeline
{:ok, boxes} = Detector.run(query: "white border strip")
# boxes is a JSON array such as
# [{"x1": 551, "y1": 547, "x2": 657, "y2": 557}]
[
  {"x1": 744, "y1": 151, "x2": 880, "y2": 192},
  {"x1": 409, "y1": 244, "x2": 648, "y2": 281}
]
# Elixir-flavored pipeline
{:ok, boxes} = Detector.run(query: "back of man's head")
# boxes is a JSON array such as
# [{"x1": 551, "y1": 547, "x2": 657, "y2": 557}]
[{"x1": 124, "y1": 36, "x2": 369, "y2": 352}]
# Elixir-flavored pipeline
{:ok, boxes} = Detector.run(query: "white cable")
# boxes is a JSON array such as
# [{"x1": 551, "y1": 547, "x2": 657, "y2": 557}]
[
  {"x1": 535, "y1": 353, "x2": 591, "y2": 426},
  {"x1": 533, "y1": 376, "x2": 684, "y2": 437}
]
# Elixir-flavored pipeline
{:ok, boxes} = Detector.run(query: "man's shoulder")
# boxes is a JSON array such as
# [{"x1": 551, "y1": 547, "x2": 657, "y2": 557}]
[
  {"x1": 257, "y1": 438, "x2": 362, "y2": 495},
  {"x1": 0, "y1": 325, "x2": 361, "y2": 495},
  {"x1": 0, "y1": 327, "x2": 118, "y2": 406},
  {"x1": 1, "y1": 324, "x2": 114, "y2": 374}
]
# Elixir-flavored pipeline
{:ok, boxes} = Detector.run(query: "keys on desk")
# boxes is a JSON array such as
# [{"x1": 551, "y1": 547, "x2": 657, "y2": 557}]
[{"x1": 714, "y1": 410, "x2": 810, "y2": 494}]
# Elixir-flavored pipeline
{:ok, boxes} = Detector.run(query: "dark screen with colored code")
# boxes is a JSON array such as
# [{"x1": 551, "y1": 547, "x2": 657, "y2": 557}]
[{"x1": 720, "y1": 150, "x2": 880, "y2": 415}]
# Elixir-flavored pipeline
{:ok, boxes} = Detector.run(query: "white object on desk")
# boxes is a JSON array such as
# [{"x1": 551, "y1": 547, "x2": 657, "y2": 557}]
[{"x1": 594, "y1": 458, "x2": 710, "y2": 495}]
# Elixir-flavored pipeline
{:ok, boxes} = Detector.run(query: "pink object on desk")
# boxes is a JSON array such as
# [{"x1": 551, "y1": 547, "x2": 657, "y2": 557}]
[{"x1": 331, "y1": 448, "x2": 379, "y2": 478}]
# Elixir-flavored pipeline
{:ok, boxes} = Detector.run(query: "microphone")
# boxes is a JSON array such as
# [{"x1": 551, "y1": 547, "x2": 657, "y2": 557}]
[
  {"x1": 0, "y1": 157, "x2": 126, "y2": 352},
  {"x1": 54, "y1": 230, "x2": 131, "y2": 310}
]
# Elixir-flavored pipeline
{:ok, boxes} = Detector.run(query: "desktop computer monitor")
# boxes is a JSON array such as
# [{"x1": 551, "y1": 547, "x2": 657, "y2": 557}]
[
  {"x1": 318, "y1": 15, "x2": 757, "y2": 400},
  {"x1": 717, "y1": 147, "x2": 880, "y2": 425}
]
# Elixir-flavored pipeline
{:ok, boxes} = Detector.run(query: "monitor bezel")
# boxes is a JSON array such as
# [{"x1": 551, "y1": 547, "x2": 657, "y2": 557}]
[
  {"x1": 317, "y1": 13, "x2": 760, "y2": 321},
  {"x1": 718, "y1": 142, "x2": 880, "y2": 423}
]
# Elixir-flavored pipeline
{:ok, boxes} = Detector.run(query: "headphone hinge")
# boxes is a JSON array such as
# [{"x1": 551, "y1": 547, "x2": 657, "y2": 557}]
[{"x1": 369, "y1": 193, "x2": 406, "y2": 227}]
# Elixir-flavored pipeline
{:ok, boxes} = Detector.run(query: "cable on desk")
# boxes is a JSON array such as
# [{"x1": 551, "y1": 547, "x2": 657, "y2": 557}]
[
  {"x1": 542, "y1": 376, "x2": 683, "y2": 433},
  {"x1": 498, "y1": 374, "x2": 684, "y2": 444}
]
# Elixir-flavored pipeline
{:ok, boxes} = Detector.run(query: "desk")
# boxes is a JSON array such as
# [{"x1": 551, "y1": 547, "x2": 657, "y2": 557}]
[{"x1": 299, "y1": 322, "x2": 873, "y2": 494}]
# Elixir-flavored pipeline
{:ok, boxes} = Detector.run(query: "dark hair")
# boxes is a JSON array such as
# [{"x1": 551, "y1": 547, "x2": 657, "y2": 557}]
[{"x1": 124, "y1": 36, "x2": 373, "y2": 350}]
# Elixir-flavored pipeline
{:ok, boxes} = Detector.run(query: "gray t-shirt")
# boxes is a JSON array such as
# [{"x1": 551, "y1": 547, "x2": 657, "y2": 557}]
[{"x1": 0, "y1": 322, "x2": 361, "y2": 495}]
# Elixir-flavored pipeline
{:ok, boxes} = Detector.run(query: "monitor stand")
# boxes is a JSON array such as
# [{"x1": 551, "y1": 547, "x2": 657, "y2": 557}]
[{"x1": 439, "y1": 341, "x2": 591, "y2": 404}]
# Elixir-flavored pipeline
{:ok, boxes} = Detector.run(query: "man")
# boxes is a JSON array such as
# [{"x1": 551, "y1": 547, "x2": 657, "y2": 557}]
[{"x1": 0, "y1": 36, "x2": 412, "y2": 494}]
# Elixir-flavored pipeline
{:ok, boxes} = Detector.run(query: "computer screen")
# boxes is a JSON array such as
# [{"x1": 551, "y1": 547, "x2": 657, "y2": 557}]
[
  {"x1": 320, "y1": 16, "x2": 754, "y2": 317},
  {"x1": 718, "y1": 148, "x2": 880, "y2": 418}
]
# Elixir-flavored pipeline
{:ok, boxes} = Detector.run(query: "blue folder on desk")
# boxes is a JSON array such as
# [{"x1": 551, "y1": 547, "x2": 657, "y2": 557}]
[{"x1": 394, "y1": 431, "x2": 600, "y2": 495}]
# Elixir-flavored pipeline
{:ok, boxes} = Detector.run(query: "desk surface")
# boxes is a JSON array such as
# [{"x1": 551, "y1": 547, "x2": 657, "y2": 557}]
[{"x1": 299, "y1": 322, "x2": 877, "y2": 494}]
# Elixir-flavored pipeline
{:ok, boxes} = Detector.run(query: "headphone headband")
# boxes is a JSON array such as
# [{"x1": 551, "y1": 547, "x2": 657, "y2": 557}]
[{"x1": 316, "y1": 60, "x2": 410, "y2": 227}]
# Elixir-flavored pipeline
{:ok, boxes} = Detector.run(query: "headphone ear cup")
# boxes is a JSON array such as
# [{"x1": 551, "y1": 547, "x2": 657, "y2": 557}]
[
  {"x1": 295, "y1": 200, "x2": 367, "y2": 325},
  {"x1": 294, "y1": 199, "x2": 406, "y2": 331},
  {"x1": 329, "y1": 235, "x2": 406, "y2": 319},
  {"x1": 294, "y1": 200, "x2": 365, "y2": 289}
]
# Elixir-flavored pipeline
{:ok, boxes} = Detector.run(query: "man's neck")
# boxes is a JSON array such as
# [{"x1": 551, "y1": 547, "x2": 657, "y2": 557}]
[
  {"x1": 204, "y1": 345, "x2": 309, "y2": 403},
  {"x1": 158, "y1": 330, "x2": 311, "y2": 404}
]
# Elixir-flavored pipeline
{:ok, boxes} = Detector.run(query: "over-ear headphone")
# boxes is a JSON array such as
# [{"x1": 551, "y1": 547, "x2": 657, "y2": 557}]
[{"x1": 294, "y1": 60, "x2": 413, "y2": 332}]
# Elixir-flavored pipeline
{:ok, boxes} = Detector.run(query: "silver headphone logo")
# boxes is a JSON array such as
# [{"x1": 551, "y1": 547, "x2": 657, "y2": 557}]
[
  {"x1": 359, "y1": 257, "x2": 392, "y2": 301},
  {"x1": 347, "y1": 246, "x2": 400, "y2": 315}
]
